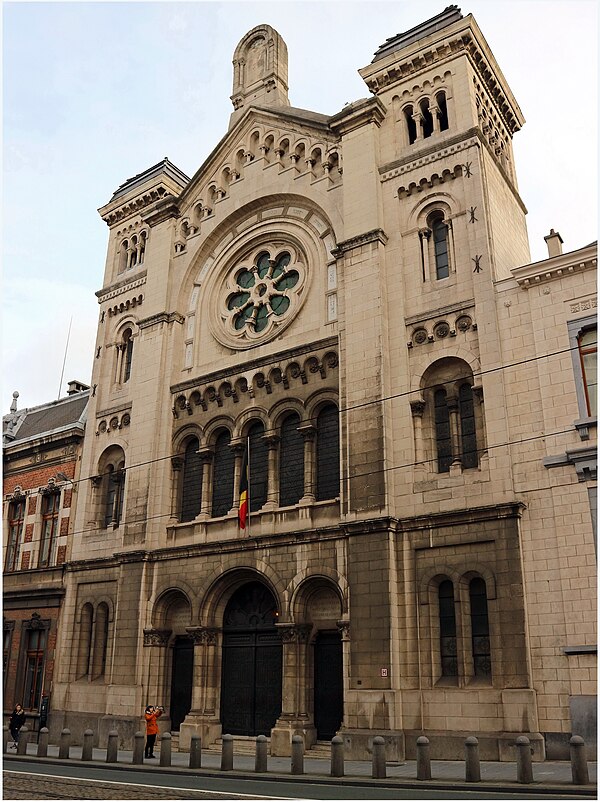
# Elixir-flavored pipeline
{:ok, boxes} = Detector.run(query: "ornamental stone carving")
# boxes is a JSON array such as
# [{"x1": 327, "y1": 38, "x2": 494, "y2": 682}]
[{"x1": 143, "y1": 628, "x2": 172, "y2": 647}]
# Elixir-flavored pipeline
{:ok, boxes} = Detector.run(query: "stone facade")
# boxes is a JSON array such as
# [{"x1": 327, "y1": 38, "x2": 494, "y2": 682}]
[{"x1": 37, "y1": 9, "x2": 598, "y2": 759}]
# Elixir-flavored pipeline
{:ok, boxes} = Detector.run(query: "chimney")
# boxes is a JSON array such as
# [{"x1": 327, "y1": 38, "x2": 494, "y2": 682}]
[
  {"x1": 67, "y1": 380, "x2": 90, "y2": 395},
  {"x1": 544, "y1": 229, "x2": 563, "y2": 258}
]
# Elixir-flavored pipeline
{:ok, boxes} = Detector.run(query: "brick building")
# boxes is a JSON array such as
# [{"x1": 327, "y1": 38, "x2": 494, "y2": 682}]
[
  {"x1": 30, "y1": 7, "x2": 598, "y2": 758},
  {"x1": 3, "y1": 381, "x2": 89, "y2": 730}
]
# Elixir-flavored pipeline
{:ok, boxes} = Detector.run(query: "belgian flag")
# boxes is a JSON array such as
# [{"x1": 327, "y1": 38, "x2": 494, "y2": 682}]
[{"x1": 238, "y1": 443, "x2": 249, "y2": 529}]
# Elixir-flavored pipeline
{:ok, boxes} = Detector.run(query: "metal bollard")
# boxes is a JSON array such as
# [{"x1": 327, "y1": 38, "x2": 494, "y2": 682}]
[
  {"x1": 16, "y1": 726, "x2": 29, "y2": 756},
  {"x1": 3, "y1": 725, "x2": 9, "y2": 753},
  {"x1": 255, "y1": 734, "x2": 267, "y2": 773},
  {"x1": 372, "y1": 736, "x2": 386, "y2": 779},
  {"x1": 516, "y1": 736, "x2": 533, "y2": 784},
  {"x1": 189, "y1": 734, "x2": 202, "y2": 769},
  {"x1": 81, "y1": 729, "x2": 94, "y2": 761},
  {"x1": 106, "y1": 730, "x2": 119, "y2": 763},
  {"x1": 416, "y1": 735, "x2": 431, "y2": 781},
  {"x1": 291, "y1": 735, "x2": 304, "y2": 775},
  {"x1": 570, "y1": 736, "x2": 589, "y2": 785},
  {"x1": 465, "y1": 736, "x2": 480, "y2": 782},
  {"x1": 221, "y1": 734, "x2": 233, "y2": 771},
  {"x1": 331, "y1": 735, "x2": 344, "y2": 777},
  {"x1": 59, "y1": 728, "x2": 71, "y2": 759},
  {"x1": 37, "y1": 727, "x2": 49, "y2": 758},
  {"x1": 132, "y1": 731, "x2": 144, "y2": 765},
  {"x1": 159, "y1": 732, "x2": 172, "y2": 767}
]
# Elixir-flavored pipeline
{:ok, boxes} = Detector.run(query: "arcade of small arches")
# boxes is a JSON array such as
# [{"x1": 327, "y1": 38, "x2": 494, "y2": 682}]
[
  {"x1": 396, "y1": 87, "x2": 450, "y2": 148},
  {"x1": 174, "y1": 400, "x2": 340, "y2": 523},
  {"x1": 117, "y1": 230, "x2": 148, "y2": 272}
]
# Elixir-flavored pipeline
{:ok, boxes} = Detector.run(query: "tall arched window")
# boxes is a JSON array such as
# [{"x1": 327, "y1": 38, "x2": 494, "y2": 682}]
[
  {"x1": 315, "y1": 404, "x2": 340, "y2": 501},
  {"x1": 404, "y1": 105, "x2": 417, "y2": 145},
  {"x1": 279, "y1": 413, "x2": 304, "y2": 507},
  {"x1": 248, "y1": 421, "x2": 268, "y2": 512},
  {"x1": 469, "y1": 578, "x2": 491, "y2": 677},
  {"x1": 430, "y1": 214, "x2": 449, "y2": 279},
  {"x1": 439, "y1": 580, "x2": 457, "y2": 677},
  {"x1": 434, "y1": 389, "x2": 453, "y2": 473},
  {"x1": 419, "y1": 98, "x2": 434, "y2": 138},
  {"x1": 76, "y1": 603, "x2": 93, "y2": 679},
  {"x1": 92, "y1": 602, "x2": 109, "y2": 679},
  {"x1": 180, "y1": 438, "x2": 202, "y2": 522},
  {"x1": 122, "y1": 329, "x2": 134, "y2": 383},
  {"x1": 211, "y1": 430, "x2": 234, "y2": 517},
  {"x1": 435, "y1": 91, "x2": 449, "y2": 131},
  {"x1": 459, "y1": 383, "x2": 478, "y2": 468},
  {"x1": 119, "y1": 240, "x2": 129, "y2": 273},
  {"x1": 104, "y1": 463, "x2": 125, "y2": 528}
]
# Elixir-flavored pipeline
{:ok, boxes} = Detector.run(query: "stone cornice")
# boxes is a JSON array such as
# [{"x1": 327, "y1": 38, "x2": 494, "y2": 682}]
[
  {"x1": 512, "y1": 244, "x2": 597, "y2": 289},
  {"x1": 405, "y1": 298, "x2": 475, "y2": 327},
  {"x1": 380, "y1": 130, "x2": 479, "y2": 181},
  {"x1": 138, "y1": 312, "x2": 185, "y2": 330},
  {"x1": 95, "y1": 401, "x2": 133, "y2": 420},
  {"x1": 96, "y1": 272, "x2": 147, "y2": 302},
  {"x1": 328, "y1": 96, "x2": 386, "y2": 136},
  {"x1": 99, "y1": 186, "x2": 171, "y2": 227},
  {"x1": 171, "y1": 336, "x2": 338, "y2": 395},
  {"x1": 331, "y1": 229, "x2": 388, "y2": 256},
  {"x1": 141, "y1": 195, "x2": 181, "y2": 227}
]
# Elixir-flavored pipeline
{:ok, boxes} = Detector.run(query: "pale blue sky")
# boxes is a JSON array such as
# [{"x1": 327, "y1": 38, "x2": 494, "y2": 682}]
[{"x1": 3, "y1": 1, "x2": 597, "y2": 411}]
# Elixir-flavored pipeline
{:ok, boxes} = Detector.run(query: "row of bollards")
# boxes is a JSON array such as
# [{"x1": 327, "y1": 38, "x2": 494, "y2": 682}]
[{"x1": 3, "y1": 724, "x2": 592, "y2": 785}]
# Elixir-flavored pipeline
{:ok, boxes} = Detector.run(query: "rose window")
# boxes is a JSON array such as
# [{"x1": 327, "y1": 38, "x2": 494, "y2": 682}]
[{"x1": 221, "y1": 247, "x2": 305, "y2": 342}]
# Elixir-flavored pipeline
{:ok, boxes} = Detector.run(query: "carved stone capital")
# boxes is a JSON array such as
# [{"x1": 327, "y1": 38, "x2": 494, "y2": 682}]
[
  {"x1": 410, "y1": 399, "x2": 426, "y2": 417},
  {"x1": 171, "y1": 456, "x2": 184, "y2": 472},
  {"x1": 337, "y1": 619, "x2": 351, "y2": 641},
  {"x1": 276, "y1": 624, "x2": 311, "y2": 644},
  {"x1": 186, "y1": 626, "x2": 220, "y2": 645},
  {"x1": 198, "y1": 447, "x2": 214, "y2": 464},
  {"x1": 143, "y1": 628, "x2": 171, "y2": 647},
  {"x1": 297, "y1": 423, "x2": 316, "y2": 441}
]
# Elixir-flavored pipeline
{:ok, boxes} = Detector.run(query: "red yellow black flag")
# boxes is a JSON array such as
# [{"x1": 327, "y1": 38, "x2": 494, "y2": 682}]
[{"x1": 238, "y1": 442, "x2": 249, "y2": 529}]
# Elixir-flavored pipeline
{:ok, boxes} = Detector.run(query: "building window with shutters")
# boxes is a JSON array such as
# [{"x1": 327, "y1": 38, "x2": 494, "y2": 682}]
[
  {"x1": 39, "y1": 492, "x2": 60, "y2": 568},
  {"x1": 315, "y1": 404, "x2": 340, "y2": 501},
  {"x1": 211, "y1": 429, "x2": 234, "y2": 517},
  {"x1": 5, "y1": 498, "x2": 25, "y2": 572}
]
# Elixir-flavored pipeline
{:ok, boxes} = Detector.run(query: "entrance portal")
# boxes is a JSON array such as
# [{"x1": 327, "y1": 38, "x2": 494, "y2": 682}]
[
  {"x1": 220, "y1": 582, "x2": 282, "y2": 736},
  {"x1": 314, "y1": 630, "x2": 343, "y2": 740},
  {"x1": 170, "y1": 637, "x2": 193, "y2": 731}
]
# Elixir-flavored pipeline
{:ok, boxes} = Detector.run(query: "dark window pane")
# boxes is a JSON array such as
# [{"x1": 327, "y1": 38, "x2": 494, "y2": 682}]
[
  {"x1": 469, "y1": 578, "x2": 491, "y2": 677},
  {"x1": 316, "y1": 405, "x2": 340, "y2": 501},
  {"x1": 432, "y1": 219, "x2": 449, "y2": 279},
  {"x1": 248, "y1": 422, "x2": 268, "y2": 512},
  {"x1": 439, "y1": 580, "x2": 457, "y2": 676},
  {"x1": 212, "y1": 430, "x2": 234, "y2": 517},
  {"x1": 181, "y1": 438, "x2": 202, "y2": 522},
  {"x1": 459, "y1": 383, "x2": 478, "y2": 468},
  {"x1": 434, "y1": 389, "x2": 452, "y2": 472},
  {"x1": 279, "y1": 413, "x2": 304, "y2": 507}
]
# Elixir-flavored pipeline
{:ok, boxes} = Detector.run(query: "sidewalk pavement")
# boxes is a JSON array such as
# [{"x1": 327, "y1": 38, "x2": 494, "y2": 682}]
[{"x1": 5, "y1": 740, "x2": 597, "y2": 793}]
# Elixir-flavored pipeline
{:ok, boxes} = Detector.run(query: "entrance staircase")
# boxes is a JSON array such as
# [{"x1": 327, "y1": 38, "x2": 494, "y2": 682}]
[{"x1": 171, "y1": 733, "x2": 332, "y2": 756}]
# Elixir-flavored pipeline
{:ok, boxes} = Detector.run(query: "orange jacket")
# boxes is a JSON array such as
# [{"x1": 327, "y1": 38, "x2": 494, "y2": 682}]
[{"x1": 145, "y1": 709, "x2": 162, "y2": 735}]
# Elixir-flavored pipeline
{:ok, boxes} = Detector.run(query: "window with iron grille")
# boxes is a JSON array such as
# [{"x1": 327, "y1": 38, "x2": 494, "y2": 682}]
[
  {"x1": 279, "y1": 413, "x2": 304, "y2": 507},
  {"x1": 315, "y1": 404, "x2": 340, "y2": 501},
  {"x1": 39, "y1": 492, "x2": 60, "y2": 568},
  {"x1": 5, "y1": 499, "x2": 25, "y2": 572}
]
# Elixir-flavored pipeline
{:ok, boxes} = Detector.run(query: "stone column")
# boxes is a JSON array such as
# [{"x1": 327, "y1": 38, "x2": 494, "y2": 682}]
[
  {"x1": 230, "y1": 440, "x2": 245, "y2": 511},
  {"x1": 447, "y1": 395, "x2": 461, "y2": 466},
  {"x1": 412, "y1": 112, "x2": 424, "y2": 141},
  {"x1": 337, "y1": 620, "x2": 350, "y2": 729},
  {"x1": 179, "y1": 627, "x2": 221, "y2": 752},
  {"x1": 143, "y1": 629, "x2": 171, "y2": 709},
  {"x1": 263, "y1": 432, "x2": 280, "y2": 510},
  {"x1": 472, "y1": 385, "x2": 488, "y2": 457},
  {"x1": 418, "y1": 228, "x2": 431, "y2": 282},
  {"x1": 271, "y1": 624, "x2": 315, "y2": 756},
  {"x1": 198, "y1": 449, "x2": 214, "y2": 517},
  {"x1": 410, "y1": 400, "x2": 426, "y2": 467},
  {"x1": 430, "y1": 104, "x2": 441, "y2": 133},
  {"x1": 170, "y1": 456, "x2": 183, "y2": 522},
  {"x1": 298, "y1": 424, "x2": 316, "y2": 503}
]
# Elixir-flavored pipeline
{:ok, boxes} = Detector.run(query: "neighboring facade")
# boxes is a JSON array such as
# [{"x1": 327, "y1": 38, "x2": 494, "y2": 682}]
[
  {"x1": 3, "y1": 381, "x2": 89, "y2": 730},
  {"x1": 48, "y1": 7, "x2": 595, "y2": 759}
]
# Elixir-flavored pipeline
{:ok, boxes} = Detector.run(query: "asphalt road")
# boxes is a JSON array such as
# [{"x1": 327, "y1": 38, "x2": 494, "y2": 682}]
[{"x1": 4, "y1": 761, "x2": 591, "y2": 801}]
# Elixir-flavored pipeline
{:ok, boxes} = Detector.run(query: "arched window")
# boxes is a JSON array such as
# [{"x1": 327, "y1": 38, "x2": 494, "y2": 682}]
[
  {"x1": 279, "y1": 413, "x2": 304, "y2": 507},
  {"x1": 404, "y1": 105, "x2": 417, "y2": 145},
  {"x1": 104, "y1": 462, "x2": 125, "y2": 528},
  {"x1": 211, "y1": 430, "x2": 234, "y2": 517},
  {"x1": 315, "y1": 404, "x2": 340, "y2": 501},
  {"x1": 439, "y1": 580, "x2": 457, "y2": 677},
  {"x1": 122, "y1": 329, "x2": 133, "y2": 383},
  {"x1": 180, "y1": 438, "x2": 202, "y2": 522},
  {"x1": 469, "y1": 578, "x2": 491, "y2": 677},
  {"x1": 459, "y1": 384, "x2": 478, "y2": 468},
  {"x1": 419, "y1": 98, "x2": 434, "y2": 138},
  {"x1": 119, "y1": 240, "x2": 129, "y2": 273},
  {"x1": 434, "y1": 389, "x2": 453, "y2": 473},
  {"x1": 435, "y1": 91, "x2": 449, "y2": 131},
  {"x1": 138, "y1": 231, "x2": 147, "y2": 264},
  {"x1": 130, "y1": 236, "x2": 138, "y2": 268},
  {"x1": 92, "y1": 602, "x2": 109, "y2": 679},
  {"x1": 76, "y1": 603, "x2": 93, "y2": 679},
  {"x1": 248, "y1": 421, "x2": 268, "y2": 512},
  {"x1": 430, "y1": 214, "x2": 449, "y2": 279}
]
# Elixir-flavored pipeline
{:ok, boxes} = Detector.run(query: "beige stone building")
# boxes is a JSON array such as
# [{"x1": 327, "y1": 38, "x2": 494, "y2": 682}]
[{"x1": 48, "y1": 7, "x2": 596, "y2": 759}]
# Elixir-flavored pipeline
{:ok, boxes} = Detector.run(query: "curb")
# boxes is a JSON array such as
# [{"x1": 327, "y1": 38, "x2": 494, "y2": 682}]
[{"x1": 4, "y1": 753, "x2": 598, "y2": 796}]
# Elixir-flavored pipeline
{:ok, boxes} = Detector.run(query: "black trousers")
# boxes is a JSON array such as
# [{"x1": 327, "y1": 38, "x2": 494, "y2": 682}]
[
  {"x1": 145, "y1": 733, "x2": 157, "y2": 756},
  {"x1": 10, "y1": 728, "x2": 20, "y2": 743}
]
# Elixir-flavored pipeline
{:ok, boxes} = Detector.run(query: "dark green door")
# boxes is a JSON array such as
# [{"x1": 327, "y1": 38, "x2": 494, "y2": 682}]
[
  {"x1": 220, "y1": 582, "x2": 282, "y2": 736},
  {"x1": 170, "y1": 637, "x2": 193, "y2": 731},
  {"x1": 314, "y1": 630, "x2": 343, "y2": 740}
]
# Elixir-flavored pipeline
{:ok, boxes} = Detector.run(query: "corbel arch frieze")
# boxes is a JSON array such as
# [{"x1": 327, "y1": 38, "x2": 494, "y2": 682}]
[
  {"x1": 287, "y1": 567, "x2": 349, "y2": 620},
  {"x1": 409, "y1": 347, "x2": 481, "y2": 395},
  {"x1": 400, "y1": 170, "x2": 463, "y2": 203},
  {"x1": 197, "y1": 562, "x2": 286, "y2": 626},
  {"x1": 418, "y1": 565, "x2": 462, "y2": 605}
]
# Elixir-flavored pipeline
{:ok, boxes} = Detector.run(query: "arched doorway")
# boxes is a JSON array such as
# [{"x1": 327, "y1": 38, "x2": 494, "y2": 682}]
[{"x1": 220, "y1": 581, "x2": 282, "y2": 736}]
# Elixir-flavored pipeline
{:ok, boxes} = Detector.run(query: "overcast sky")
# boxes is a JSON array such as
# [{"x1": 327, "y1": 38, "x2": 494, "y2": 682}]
[{"x1": 3, "y1": 0, "x2": 597, "y2": 412}]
